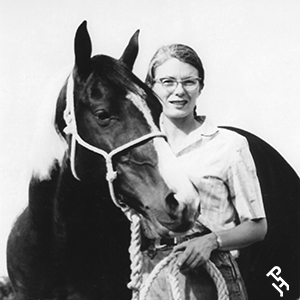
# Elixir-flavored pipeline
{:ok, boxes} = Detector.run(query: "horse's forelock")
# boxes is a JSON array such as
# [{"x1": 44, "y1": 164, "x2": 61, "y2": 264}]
[
  {"x1": 91, "y1": 55, "x2": 162, "y2": 126},
  {"x1": 91, "y1": 55, "x2": 144, "y2": 96}
]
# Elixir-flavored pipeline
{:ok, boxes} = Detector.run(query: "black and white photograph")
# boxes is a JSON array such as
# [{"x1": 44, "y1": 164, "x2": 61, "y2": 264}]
[{"x1": 1, "y1": 1, "x2": 299, "y2": 299}]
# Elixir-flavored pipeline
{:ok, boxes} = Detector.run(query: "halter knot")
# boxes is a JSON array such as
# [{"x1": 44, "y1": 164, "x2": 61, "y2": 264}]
[
  {"x1": 106, "y1": 170, "x2": 118, "y2": 182},
  {"x1": 105, "y1": 158, "x2": 117, "y2": 182},
  {"x1": 63, "y1": 111, "x2": 75, "y2": 135}
]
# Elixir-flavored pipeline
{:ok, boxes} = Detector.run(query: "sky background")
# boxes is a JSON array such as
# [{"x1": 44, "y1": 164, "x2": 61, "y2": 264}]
[{"x1": 0, "y1": 0, "x2": 299, "y2": 276}]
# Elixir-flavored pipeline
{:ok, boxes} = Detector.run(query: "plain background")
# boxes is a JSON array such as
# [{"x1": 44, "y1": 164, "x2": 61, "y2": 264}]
[{"x1": 1, "y1": 0, "x2": 299, "y2": 276}]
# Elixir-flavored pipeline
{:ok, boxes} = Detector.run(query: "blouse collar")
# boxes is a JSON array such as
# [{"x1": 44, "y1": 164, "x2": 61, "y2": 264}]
[{"x1": 159, "y1": 115, "x2": 219, "y2": 155}]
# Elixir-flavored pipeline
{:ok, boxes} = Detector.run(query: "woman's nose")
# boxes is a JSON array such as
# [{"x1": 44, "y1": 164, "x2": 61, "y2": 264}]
[{"x1": 173, "y1": 82, "x2": 186, "y2": 95}]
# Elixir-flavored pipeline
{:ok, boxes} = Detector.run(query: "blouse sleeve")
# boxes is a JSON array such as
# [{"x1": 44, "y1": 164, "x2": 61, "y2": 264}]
[{"x1": 228, "y1": 136, "x2": 266, "y2": 223}]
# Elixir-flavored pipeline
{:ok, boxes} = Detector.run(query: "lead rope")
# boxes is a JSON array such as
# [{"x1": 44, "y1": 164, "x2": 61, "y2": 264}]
[
  {"x1": 127, "y1": 212, "x2": 143, "y2": 300},
  {"x1": 127, "y1": 215, "x2": 229, "y2": 300},
  {"x1": 138, "y1": 247, "x2": 229, "y2": 300}
]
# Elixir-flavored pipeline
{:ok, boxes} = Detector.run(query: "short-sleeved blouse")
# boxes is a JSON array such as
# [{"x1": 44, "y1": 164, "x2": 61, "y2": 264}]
[{"x1": 160, "y1": 116, "x2": 266, "y2": 234}]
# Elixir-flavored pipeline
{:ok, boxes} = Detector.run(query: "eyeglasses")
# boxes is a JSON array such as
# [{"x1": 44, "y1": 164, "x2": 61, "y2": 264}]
[{"x1": 154, "y1": 77, "x2": 201, "y2": 92}]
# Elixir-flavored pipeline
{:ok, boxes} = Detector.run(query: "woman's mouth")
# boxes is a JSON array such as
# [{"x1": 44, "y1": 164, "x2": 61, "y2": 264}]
[{"x1": 169, "y1": 100, "x2": 188, "y2": 107}]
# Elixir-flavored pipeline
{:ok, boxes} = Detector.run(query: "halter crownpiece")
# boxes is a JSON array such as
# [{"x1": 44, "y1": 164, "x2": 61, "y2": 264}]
[{"x1": 63, "y1": 73, "x2": 167, "y2": 214}]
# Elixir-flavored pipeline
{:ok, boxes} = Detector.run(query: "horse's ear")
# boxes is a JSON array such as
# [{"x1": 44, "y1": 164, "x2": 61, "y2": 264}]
[
  {"x1": 120, "y1": 30, "x2": 140, "y2": 70},
  {"x1": 74, "y1": 21, "x2": 92, "y2": 76}
]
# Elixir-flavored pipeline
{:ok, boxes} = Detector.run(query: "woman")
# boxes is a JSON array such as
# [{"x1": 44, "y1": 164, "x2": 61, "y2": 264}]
[{"x1": 141, "y1": 44, "x2": 267, "y2": 300}]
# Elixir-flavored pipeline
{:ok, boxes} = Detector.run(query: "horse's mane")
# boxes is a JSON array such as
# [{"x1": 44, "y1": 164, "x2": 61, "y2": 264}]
[{"x1": 28, "y1": 56, "x2": 155, "y2": 181}]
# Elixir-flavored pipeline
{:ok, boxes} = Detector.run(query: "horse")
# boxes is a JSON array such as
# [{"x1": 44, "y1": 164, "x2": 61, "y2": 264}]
[
  {"x1": 223, "y1": 127, "x2": 300, "y2": 300},
  {"x1": 6, "y1": 21, "x2": 201, "y2": 300}
]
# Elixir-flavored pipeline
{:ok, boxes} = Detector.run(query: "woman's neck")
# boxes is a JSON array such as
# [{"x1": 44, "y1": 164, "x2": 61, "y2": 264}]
[{"x1": 161, "y1": 114, "x2": 201, "y2": 152}]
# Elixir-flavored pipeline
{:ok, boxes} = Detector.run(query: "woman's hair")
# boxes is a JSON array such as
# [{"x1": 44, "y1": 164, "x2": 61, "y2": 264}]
[{"x1": 145, "y1": 44, "x2": 205, "y2": 89}]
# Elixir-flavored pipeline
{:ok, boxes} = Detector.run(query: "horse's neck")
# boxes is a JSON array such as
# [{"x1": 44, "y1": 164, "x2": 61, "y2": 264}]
[
  {"x1": 28, "y1": 164, "x2": 61, "y2": 236},
  {"x1": 28, "y1": 163, "x2": 124, "y2": 241}
]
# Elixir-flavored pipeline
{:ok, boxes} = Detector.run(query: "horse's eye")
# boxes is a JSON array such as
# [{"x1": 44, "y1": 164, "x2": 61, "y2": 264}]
[{"x1": 94, "y1": 110, "x2": 111, "y2": 125}]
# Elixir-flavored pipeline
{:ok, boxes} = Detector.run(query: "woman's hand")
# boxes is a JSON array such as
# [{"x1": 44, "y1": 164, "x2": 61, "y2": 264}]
[
  {"x1": 172, "y1": 218, "x2": 267, "y2": 273},
  {"x1": 173, "y1": 233, "x2": 218, "y2": 273}
]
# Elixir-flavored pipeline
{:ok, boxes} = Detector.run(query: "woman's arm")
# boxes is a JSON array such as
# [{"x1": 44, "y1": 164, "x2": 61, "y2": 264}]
[
  {"x1": 174, "y1": 218, "x2": 267, "y2": 273},
  {"x1": 215, "y1": 218, "x2": 267, "y2": 251}
]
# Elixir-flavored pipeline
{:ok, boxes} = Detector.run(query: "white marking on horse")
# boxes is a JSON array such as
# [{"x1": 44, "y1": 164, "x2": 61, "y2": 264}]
[
  {"x1": 127, "y1": 91, "x2": 200, "y2": 218},
  {"x1": 126, "y1": 90, "x2": 159, "y2": 132},
  {"x1": 29, "y1": 67, "x2": 71, "y2": 180}
]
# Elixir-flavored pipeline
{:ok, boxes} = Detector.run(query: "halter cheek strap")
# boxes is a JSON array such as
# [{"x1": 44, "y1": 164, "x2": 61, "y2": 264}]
[{"x1": 63, "y1": 74, "x2": 166, "y2": 213}]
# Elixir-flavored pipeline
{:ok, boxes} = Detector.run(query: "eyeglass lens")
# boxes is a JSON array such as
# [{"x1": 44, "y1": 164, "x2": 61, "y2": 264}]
[{"x1": 158, "y1": 78, "x2": 199, "y2": 91}]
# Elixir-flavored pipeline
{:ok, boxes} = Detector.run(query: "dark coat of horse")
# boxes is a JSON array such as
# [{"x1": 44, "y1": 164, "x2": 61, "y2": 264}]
[
  {"x1": 6, "y1": 22, "x2": 200, "y2": 300},
  {"x1": 223, "y1": 127, "x2": 300, "y2": 300}
]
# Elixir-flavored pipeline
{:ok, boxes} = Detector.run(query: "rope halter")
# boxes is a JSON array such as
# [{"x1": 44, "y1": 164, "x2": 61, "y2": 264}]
[{"x1": 63, "y1": 73, "x2": 166, "y2": 214}]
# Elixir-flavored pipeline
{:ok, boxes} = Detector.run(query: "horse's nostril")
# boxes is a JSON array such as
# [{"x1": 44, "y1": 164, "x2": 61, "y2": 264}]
[{"x1": 165, "y1": 193, "x2": 179, "y2": 218}]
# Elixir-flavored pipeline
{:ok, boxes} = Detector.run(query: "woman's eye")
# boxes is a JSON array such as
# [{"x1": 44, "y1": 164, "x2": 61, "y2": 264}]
[
  {"x1": 184, "y1": 80, "x2": 195, "y2": 85},
  {"x1": 162, "y1": 79, "x2": 175, "y2": 86}
]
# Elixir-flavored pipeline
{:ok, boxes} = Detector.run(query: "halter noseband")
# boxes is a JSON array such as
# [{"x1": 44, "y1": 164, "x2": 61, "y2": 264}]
[{"x1": 63, "y1": 74, "x2": 166, "y2": 212}]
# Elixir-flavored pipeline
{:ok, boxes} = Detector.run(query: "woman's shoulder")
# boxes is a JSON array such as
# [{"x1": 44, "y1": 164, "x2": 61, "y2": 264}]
[
  {"x1": 217, "y1": 126, "x2": 246, "y2": 139},
  {"x1": 215, "y1": 126, "x2": 249, "y2": 150},
  {"x1": 194, "y1": 117, "x2": 249, "y2": 151}
]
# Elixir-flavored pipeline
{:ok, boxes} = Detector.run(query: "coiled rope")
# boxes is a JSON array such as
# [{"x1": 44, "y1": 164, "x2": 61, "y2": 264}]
[{"x1": 127, "y1": 214, "x2": 229, "y2": 300}]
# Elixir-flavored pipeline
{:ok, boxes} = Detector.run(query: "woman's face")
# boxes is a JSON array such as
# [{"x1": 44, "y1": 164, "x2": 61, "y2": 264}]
[{"x1": 152, "y1": 58, "x2": 201, "y2": 120}]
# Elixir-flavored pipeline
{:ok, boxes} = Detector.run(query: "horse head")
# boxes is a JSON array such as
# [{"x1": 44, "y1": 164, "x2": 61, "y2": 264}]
[{"x1": 55, "y1": 21, "x2": 200, "y2": 237}]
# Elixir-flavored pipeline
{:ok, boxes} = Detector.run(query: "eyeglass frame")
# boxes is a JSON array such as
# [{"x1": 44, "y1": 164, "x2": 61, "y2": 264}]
[{"x1": 153, "y1": 77, "x2": 202, "y2": 92}]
